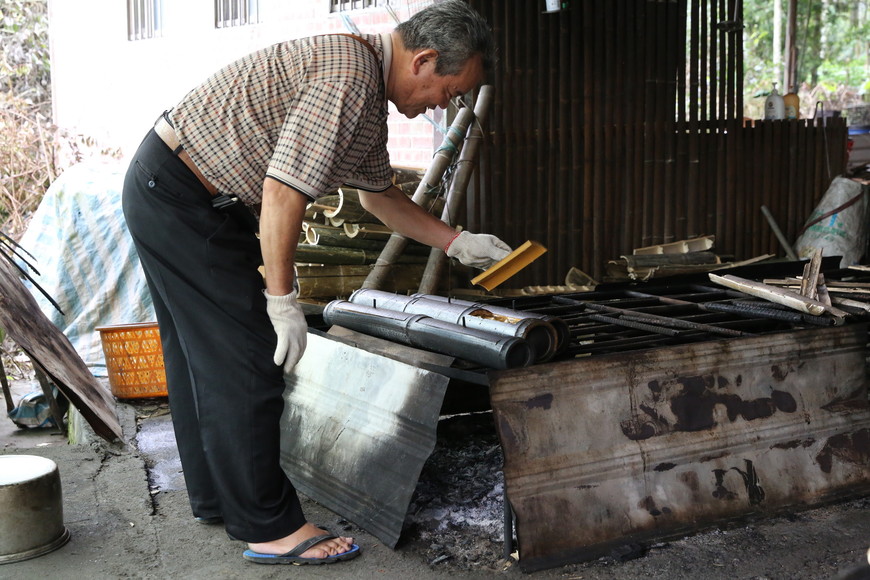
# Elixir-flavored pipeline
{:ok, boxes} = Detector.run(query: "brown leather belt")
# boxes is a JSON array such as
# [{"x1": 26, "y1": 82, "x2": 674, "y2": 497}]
[{"x1": 154, "y1": 115, "x2": 218, "y2": 196}]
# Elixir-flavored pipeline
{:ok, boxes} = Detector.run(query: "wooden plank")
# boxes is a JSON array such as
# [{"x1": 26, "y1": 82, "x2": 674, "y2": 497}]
[
  {"x1": 0, "y1": 257, "x2": 121, "y2": 441},
  {"x1": 633, "y1": 235, "x2": 715, "y2": 255}
]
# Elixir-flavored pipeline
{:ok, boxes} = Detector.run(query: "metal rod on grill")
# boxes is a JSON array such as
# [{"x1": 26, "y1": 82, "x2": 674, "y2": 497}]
[
  {"x1": 702, "y1": 301, "x2": 842, "y2": 326},
  {"x1": 587, "y1": 314, "x2": 683, "y2": 337},
  {"x1": 623, "y1": 288, "x2": 842, "y2": 327},
  {"x1": 552, "y1": 296, "x2": 749, "y2": 337}
]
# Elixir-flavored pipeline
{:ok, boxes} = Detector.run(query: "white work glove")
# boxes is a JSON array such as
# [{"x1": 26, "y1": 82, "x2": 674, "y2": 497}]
[
  {"x1": 264, "y1": 289, "x2": 308, "y2": 374},
  {"x1": 444, "y1": 231, "x2": 512, "y2": 270}
]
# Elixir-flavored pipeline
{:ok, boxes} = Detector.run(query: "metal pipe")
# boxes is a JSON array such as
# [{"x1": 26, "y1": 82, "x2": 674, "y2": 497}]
[
  {"x1": 321, "y1": 301, "x2": 533, "y2": 370},
  {"x1": 408, "y1": 293, "x2": 570, "y2": 356},
  {"x1": 347, "y1": 289, "x2": 558, "y2": 362}
]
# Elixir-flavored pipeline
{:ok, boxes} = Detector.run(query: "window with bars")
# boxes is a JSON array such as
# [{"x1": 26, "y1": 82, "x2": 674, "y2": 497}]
[
  {"x1": 127, "y1": 0, "x2": 163, "y2": 41},
  {"x1": 330, "y1": 0, "x2": 384, "y2": 12},
  {"x1": 215, "y1": 0, "x2": 260, "y2": 28}
]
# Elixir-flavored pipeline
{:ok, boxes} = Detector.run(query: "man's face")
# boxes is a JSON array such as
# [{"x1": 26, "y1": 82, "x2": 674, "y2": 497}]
[{"x1": 394, "y1": 52, "x2": 484, "y2": 119}]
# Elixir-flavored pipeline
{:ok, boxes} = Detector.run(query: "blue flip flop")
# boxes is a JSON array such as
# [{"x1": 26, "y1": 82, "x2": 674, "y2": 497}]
[{"x1": 242, "y1": 534, "x2": 361, "y2": 565}]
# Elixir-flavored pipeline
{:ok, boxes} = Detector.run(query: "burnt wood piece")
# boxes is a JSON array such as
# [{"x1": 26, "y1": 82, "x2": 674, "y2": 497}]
[
  {"x1": 800, "y1": 248, "x2": 823, "y2": 299},
  {"x1": 0, "y1": 256, "x2": 121, "y2": 441}
]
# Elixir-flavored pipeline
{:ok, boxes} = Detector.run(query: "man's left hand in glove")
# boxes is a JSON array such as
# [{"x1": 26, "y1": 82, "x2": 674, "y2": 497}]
[
  {"x1": 264, "y1": 289, "x2": 307, "y2": 374},
  {"x1": 444, "y1": 230, "x2": 512, "y2": 270}
]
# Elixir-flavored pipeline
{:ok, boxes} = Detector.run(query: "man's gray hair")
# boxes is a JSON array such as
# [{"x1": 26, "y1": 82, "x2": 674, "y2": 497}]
[{"x1": 395, "y1": 0, "x2": 495, "y2": 76}]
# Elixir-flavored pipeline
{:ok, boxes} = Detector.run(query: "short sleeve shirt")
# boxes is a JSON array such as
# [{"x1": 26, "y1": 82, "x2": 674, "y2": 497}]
[{"x1": 169, "y1": 33, "x2": 393, "y2": 205}]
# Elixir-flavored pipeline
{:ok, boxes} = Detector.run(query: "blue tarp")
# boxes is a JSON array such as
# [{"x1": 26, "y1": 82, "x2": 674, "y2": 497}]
[{"x1": 17, "y1": 160, "x2": 155, "y2": 376}]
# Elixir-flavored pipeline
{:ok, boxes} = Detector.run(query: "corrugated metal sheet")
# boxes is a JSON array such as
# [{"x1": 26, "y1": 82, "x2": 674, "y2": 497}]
[
  {"x1": 463, "y1": 0, "x2": 848, "y2": 285},
  {"x1": 489, "y1": 323, "x2": 870, "y2": 571},
  {"x1": 280, "y1": 330, "x2": 451, "y2": 547}
]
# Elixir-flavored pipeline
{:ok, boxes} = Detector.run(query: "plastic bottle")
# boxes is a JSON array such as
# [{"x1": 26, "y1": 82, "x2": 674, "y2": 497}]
[
  {"x1": 764, "y1": 83, "x2": 785, "y2": 120},
  {"x1": 783, "y1": 87, "x2": 800, "y2": 119}
]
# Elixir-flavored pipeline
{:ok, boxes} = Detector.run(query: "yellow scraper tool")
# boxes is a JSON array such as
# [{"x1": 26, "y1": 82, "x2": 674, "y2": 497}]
[{"x1": 471, "y1": 240, "x2": 547, "y2": 291}]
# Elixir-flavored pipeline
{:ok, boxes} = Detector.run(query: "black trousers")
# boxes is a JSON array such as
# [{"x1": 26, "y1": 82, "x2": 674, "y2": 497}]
[{"x1": 121, "y1": 129, "x2": 305, "y2": 542}]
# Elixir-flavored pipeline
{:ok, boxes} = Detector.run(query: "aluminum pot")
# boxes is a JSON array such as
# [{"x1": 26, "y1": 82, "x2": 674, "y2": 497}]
[{"x1": 0, "y1": 455, "x2": 70, "y2": 564}]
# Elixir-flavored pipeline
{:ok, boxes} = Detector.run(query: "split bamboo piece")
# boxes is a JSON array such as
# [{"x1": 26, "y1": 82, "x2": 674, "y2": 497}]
[
  {"x1": 708, "y1": 273, "x2": 847, "y2": 317},
  {"x1": 633, "y1": 235, "x2": 715, "y2": 255},
  {"x1": 471, "y1": 241, "x2": 547, "y2": 291}
]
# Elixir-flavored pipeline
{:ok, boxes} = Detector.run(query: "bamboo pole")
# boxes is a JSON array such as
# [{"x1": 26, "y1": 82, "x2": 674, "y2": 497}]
[
  {"x1": 298, "y1": 264, "x2": 424, "y2": 298},
  {"x1": 295, "y1": 244, "x2": 426, "y2": 266},
  {"x1": 362, "y1": 105, "x2": 476, "y2": 289},
  {"x1": 418, "y1": 86, "x2": 494, "y2": 294}
]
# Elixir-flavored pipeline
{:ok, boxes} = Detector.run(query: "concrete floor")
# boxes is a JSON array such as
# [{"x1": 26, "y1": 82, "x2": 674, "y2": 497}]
[{"x1": 1, "y1": 377, "x2": 870, "y2": 579}]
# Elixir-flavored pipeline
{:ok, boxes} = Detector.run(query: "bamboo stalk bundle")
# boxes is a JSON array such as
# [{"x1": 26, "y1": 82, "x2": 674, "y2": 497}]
[
  {"x1": 418, "y1": 85, "x2": 495, "y2": 294},
  {"x1": 297, "y1": 264, "x2": 424, "y2": 298},
  {"x1": 321, "y1": 188, "x2": 380, "y2": 225},
  {"x1": 295, "y1": 244, "x2": 426, "y2": 266},
  {"x1": 392, "y1": 166, "x2": 426, "y2": 185},
  {"x1": 305, "y1": 224, "x2": 387, "y2": 251},
  {"x1": 343, "y1": 223, "x2": 393, "y2": 240}
]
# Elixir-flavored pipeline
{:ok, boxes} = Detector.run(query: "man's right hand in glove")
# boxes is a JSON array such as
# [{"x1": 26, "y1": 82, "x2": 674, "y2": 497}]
[
  {"x1": 444, "y1": 230, "x2": 512, "y2": 270},
  {"x1": 264, "y1": 289, "x2": 307, "y2": 374}
]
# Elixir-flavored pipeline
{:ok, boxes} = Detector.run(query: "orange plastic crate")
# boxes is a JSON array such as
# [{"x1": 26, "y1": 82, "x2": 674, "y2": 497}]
[{"x1": 96, "y1": 322, "x2": 168, "y2": 399}]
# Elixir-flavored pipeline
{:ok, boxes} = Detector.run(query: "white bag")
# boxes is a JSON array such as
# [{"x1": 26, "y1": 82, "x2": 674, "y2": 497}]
[{"x1": 794, "y1": 177, "x2": 869, "y2": 267}]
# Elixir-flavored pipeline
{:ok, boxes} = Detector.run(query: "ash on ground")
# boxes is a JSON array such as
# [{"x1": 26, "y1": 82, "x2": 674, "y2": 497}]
[{"x1": 402, "y1": 412, "x2": 512, "y2": 572}]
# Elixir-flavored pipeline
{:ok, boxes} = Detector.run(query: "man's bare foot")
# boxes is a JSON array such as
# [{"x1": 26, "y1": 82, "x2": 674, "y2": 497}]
[{"x1": 247, "y1": 522, "x2": 354, "y2": 558}]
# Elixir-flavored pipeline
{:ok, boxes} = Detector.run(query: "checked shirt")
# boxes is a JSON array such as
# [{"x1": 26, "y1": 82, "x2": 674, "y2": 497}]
[{"x1": 169, "y1": 33, "x2": 394, "y2": 205}]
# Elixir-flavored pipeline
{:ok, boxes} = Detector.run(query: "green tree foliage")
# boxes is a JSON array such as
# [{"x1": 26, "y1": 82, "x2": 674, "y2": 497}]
[
  {"x1": 742, "y1": 0, "x2": 868, "y2": 118},
  {"x1": 0, "y1": 0, "x2": 50, "y2": 106},
  {"x1": 0, "y1": 0, "x2": 54, "y2": 238}
]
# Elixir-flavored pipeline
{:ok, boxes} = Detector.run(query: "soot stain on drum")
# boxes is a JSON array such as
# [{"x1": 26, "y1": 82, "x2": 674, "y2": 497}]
[
  {"x1": 815, "y1": 428, "x2": 870, "y2": 473},
  {"x1": 669, "y1": 375, "x2": 798, "y2": 432},
  {"x1": 622, "y1": 375, "x2": 800, "y2": 439},
  {"x1": 524, "y1": 393, "x2": 553, "y2": 410}
]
